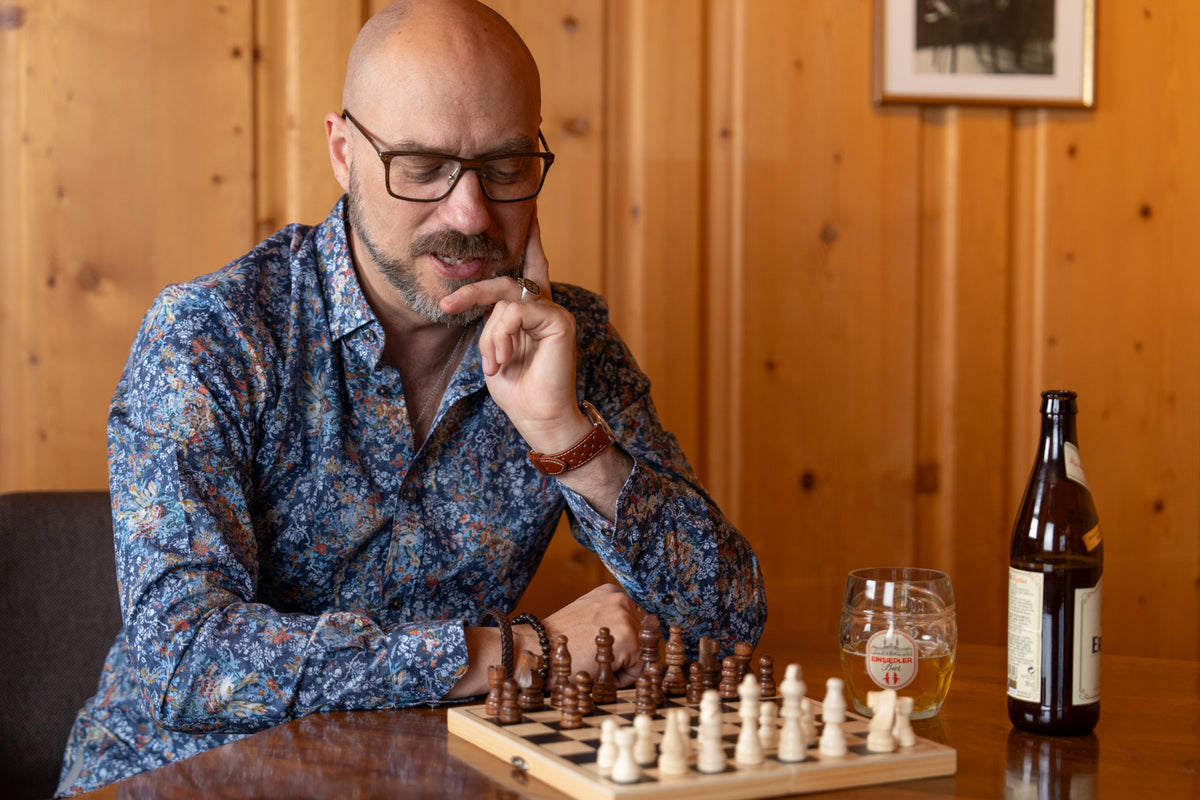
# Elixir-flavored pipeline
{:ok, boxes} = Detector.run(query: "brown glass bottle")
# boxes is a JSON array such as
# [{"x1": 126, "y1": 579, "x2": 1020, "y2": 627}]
[{"x1": 1007, "y1": 390, "x2": 1103, "y2": 735}]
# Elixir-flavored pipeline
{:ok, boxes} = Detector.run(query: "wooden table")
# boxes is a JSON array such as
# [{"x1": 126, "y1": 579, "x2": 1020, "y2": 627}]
[{"x1": 78, "y1": 640, "x2": 1200, "y2": 798}]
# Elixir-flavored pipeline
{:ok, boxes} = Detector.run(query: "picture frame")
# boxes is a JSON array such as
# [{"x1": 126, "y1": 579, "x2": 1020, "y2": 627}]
[{"x1": 874, "y1": 0, "x2": 1096, "y2": 107}]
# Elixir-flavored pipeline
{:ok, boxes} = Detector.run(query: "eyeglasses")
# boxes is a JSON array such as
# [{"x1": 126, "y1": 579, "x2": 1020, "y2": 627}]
[{"x1": 341, "y1": 110, "x2": 555, "y2": 203}]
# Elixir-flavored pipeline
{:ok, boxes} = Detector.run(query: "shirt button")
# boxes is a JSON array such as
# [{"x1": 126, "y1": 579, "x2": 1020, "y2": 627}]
[
  {"x1": 401, "y1": 486, "x2": 420, "y2": 502},
  {"x1": 388, "y1": 598, "x2": 403, "y2": 610},
  {"x1": 363, "y1": 329, "x2": 377, "y2": 343}
]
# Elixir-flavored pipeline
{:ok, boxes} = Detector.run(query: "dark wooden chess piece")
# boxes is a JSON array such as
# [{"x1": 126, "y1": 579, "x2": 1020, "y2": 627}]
[
  {"x1": 686, "y1": 661, "x2": 706, "y2": 704},
  {"x1": 499, "y1": 678, "x2": 523, "y2": 724},
  {"x1": 559, "y1": 684, "x2": 583, "y2": 729},
  {"x1": 485, "y1": 664, "x2": 506, "y2": 717},
  {"x1": 662, "y1": 624, "x2": 688, "y2": 697},
  {"x1": 635, "y1": 673, "x2": 657, "y2": 716},
  {"x1": 593, "y1": 627, "x2": 618, "y2": 704},
  {"x1": 574, "y1": 671, "x2": 595, "y2": 715},
  {"x1": 519, "y1": 652, "x2": 545, "y2": 711},
  {"x1": 719, "y1": 655, "x2": 741, "y2": 700},
  {"x1": 550, "y1": 634, "x2": 572, "y2": 706},
  {"x1": 647, "y1": 660, "x2": 665, "y2": 707},
  {"x1": 639, "y1": 613, "x2": 662, "y2": 674},
  {"x1": 734, "y1": 641, "x2": 754, "y2": 682},
  {"x1": 757, "y1": 654, "x2": 776, "y2": 699},
  {"x1": 698, "y1": 635, "x2": 721, "y2": 689}
]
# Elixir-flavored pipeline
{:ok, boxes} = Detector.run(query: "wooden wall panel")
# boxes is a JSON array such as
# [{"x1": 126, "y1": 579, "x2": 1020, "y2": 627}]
[{"x1": 0, "y1": 1, "x2": 255, "y2": 490}]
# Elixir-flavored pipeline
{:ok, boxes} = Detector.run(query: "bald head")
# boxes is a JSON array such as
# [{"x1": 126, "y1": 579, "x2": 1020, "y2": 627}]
[{"x1": 343, "y1": 0, "x2": 540, "y2": 134}]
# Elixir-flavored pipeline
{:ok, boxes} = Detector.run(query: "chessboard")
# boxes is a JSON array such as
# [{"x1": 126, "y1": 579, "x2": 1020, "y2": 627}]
[{"x1": 447, "y1": 688, "x2": 956, "y2": 800}]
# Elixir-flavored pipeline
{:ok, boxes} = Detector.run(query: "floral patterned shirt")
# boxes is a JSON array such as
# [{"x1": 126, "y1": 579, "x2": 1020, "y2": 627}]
[{"x1": 57, "y1": 198, "x2": 766, "y2": 796}]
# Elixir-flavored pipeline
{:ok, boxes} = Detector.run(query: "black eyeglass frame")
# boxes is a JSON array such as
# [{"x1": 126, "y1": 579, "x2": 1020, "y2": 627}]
[{"x1": 341, "y1": 109, "x2": 555, "y2": 203}]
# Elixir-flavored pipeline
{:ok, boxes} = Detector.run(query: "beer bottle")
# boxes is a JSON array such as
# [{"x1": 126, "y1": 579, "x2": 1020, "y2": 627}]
[{"x1": 1007, "y1": 390, "x2": 1103, "y2": 734}]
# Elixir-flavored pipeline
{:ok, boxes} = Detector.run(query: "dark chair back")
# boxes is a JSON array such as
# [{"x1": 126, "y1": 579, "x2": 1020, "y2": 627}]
[{"x1": 0, "y1": 491, "x2": 120, "y2": 800}]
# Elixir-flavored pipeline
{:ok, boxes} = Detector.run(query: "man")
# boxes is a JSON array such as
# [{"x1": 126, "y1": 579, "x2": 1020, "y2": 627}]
[{"x1": 57, "y1": 1, "x2": 765, "y2": 794}]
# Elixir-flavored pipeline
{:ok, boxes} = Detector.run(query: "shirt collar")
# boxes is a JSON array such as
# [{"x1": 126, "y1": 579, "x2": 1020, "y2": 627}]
[{"x1": 315, "y1": 196, "x2": 378, "y2": 344}]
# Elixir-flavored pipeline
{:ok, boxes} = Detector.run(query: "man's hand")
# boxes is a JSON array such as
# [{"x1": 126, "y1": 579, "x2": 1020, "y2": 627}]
[{"x1": 535, "y1": 583, "x2": 646, "y2": 688}]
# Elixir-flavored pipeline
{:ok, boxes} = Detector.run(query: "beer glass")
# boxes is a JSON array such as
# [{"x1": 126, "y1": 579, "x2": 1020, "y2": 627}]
[{"x1": 839, "y1": 567, "x2": 956, "y2": 719}]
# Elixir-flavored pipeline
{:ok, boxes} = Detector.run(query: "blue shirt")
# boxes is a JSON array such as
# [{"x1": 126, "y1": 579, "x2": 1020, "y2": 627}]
[{"x1": 57, "y1": 198, "x2": 766, "y2": 795}]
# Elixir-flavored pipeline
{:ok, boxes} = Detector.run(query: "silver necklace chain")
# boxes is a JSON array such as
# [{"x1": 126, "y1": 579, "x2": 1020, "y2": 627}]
[{"x1": 412, "y1": 325, "x2": 471, "y2": 430}]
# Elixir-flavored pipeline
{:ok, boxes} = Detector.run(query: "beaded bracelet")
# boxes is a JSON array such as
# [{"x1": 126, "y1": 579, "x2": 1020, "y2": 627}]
[
  {"x1": 512, "y1": 612, "x2": 551, "y2": 685},
  {"x1": 476, "y1": 608, "x2": 513, "y2": 679}
]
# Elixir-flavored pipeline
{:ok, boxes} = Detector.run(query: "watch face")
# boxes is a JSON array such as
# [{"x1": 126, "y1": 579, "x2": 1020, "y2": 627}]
[{"x1": 582, "y1": 401, "x2": 615, "y2": 441}]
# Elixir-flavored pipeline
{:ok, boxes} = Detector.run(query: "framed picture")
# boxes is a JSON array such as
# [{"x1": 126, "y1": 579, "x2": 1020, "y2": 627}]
[{"x1": 875, "y1": 0, "x2": 1096, "y2": 107}]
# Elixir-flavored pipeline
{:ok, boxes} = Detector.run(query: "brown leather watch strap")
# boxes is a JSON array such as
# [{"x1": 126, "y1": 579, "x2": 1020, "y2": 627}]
[{"x1": 527, "y1": 401, "x2": 616, "y2": 476}]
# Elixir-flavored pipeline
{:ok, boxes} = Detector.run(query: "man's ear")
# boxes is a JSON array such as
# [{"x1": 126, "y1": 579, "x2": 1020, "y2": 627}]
[{"x1": 325, "y1": 112, "x2": 352, "y2": 192}]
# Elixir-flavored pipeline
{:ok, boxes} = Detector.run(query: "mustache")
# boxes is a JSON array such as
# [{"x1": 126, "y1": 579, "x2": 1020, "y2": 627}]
[{"x1": 410, "y1": 229, "x2": 508, "y2": 262}]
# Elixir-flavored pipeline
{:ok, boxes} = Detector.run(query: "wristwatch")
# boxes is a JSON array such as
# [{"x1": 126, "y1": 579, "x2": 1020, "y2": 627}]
[{"x1": 527, "y1": 401, "x2": 616, "y2": 476}]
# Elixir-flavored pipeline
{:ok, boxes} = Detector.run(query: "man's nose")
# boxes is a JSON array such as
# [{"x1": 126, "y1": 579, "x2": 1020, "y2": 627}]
[{"x1": 438, "y1": 168, "x2": 492, "y2": 235}]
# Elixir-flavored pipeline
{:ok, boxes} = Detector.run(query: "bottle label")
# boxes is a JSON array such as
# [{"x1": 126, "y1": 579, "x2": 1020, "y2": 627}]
[
  {"x1": 1082, "y1": 523, "x2": 1102, "y2": 551},
  {"x1": 1072, "y1": 577, "x2": 1102, "y2": 704},
  {"x1": 1007, "y1": 567, "x2": 1043, "y2": 701},
  {"x1": 864, "y1": 629, "x2": 918, "y2": 690},
  {"x1": 1064, "y1": 442, "x2": 1089, "y2": 489}
]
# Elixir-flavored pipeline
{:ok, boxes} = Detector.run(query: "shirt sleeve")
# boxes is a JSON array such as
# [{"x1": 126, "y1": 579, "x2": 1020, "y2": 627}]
[
  {"x1": 553, "y1": 286, "x2": 768, "y2": 655},
  {"x1": 108, "y1": 283, "x2": 466, "y2": 734}
]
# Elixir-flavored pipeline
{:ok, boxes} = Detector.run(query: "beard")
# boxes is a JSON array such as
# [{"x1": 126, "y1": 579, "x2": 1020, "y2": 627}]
[{"x1": 346, "y1": 170, "x2": 523, "y2": 326}]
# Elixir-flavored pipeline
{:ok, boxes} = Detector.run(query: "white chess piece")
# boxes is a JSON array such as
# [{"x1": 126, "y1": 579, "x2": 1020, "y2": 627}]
[
  {"x1": 633, "y1": 713, "x2": 657, "y2": 765},
  {"x1": 596, "y1": 718, "x2": 618, "y2": 776},
  {"x1": 758, "y1": 700, "x2": 779, "y2": 750},
  {"x1": 676, "y1": 706, "x2": 693, "y2": 762},
  {"x1": 893, "y1": 695, "x2": 917, "y2": 747},
  {"x1": 777, "y1": 663, "x2": 807, "y2": 762},
  {"x1": 866, "y1": 689, "x2": 898, "y2": 753},
  {"x1": 800, "y1": 697, "x2": 817, "y2": 743},
  {"x1": 735, "y1": 673, "x2": 764, "y2": 765},
  {"x1": 697, "y1": 689, "x2": 727, "y2": 774},
  {"x1": 611, "y1": 725, "x2": 641, "y2": 784},
  {"x1": 657, "y1": 708, "x2": 689, "y2": 776},
  {"x1": 818, "y1": 677, "x2": 848, "y2": 757}
]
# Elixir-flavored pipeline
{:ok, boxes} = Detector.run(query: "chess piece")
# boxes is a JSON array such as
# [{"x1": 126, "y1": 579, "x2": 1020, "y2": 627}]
[
  {"x1": 757, "y1": 654, "x2": 776, "y2": 698},
  {"x1": 499, "y1": 678, "x2": 523, "y2": 725},
  {"x1": 657, "y1": 708, "x2": 688, "y2": 776},
  {"x1": 518, "y1": 652, "x2": 544, "y2": 711},
  {"x1": 593, "y1": 627, "x2": 618, "y2": 704},
  {"x1": 633, "y1": 713, "x2": 657, "y2": 765},
  {"x1": 698, "y1": 636, "x2": 721, "y2": 689},
  {"x1": 777, "y1": 663, "x2": 806, "y2": 762},
  {"x1": 818, "y1": 677, "x2": 848, "y2": 757},
  {"x1": 674, "y1": 705, "x2": 693, "y2": 762},
  {"x1": 718, "y1": 655, "x2": 741, "y2": 700},
  {"x1": 800, "y1": 697, "x2": 817, "y2": 744},
  {"x1": 550, "y1": 634, "x2": 572, "y2": 706},
  {"x1": 735, "y1": 673, "x2": 764, "y2": 765},
  {"x1": 686, "y1": 661, "x2": 706, "y2": 704},
  {"x1": 662, "y1": 625, "x2": 688, "y2": 696},
  {"x1": 866, "y1": 689, "x2": 898, "y2": 753},
  {"x1": 485, "y1": 664, "x2": 506, "y2": 717},
  {"x1": 596, "y1": 718, "x2": 619, "y2": 777},
  {"x1": 611, "y1": 725, "x2": 641, "y2": 784},
  {"x1": 758, "y1": 699, "x2": 779, "y2": 750},
  {"x1": 559, "y1": 684, "x2": 583, "y2": 729},
  {"x1": 573, "y1": 671, "x2": 595, "y2": 715},
  {"x1": 696, "y1": 689, "x2": 726, "y2": 774},
  {"x1": 639, "y1": 613, "x2": 662, "y2": 673},
  {"x1": 733, "y1": 641, "x2": 754, "y2": 682},
  {"x1": 634, "y1": 673, "x2": 657, "y2": 716},
  {"x1": 893, "y1": 695, "x2": 917, "y2": 747},
  {"x1": 647, "y1": 660, "x2": 665, "y2": 707}
]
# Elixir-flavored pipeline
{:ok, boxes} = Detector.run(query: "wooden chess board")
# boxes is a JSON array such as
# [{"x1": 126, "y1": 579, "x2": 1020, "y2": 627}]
[{"x1": 447, "y1": 688, "x2": 956, "y2": 800}]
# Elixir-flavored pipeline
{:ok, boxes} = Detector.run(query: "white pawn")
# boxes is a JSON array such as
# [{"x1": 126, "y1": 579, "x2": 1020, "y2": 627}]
[
  {"x1": 866, "y1": 689, "x2": 897, "y2": 753},
  {"x1": 777, "y1": 664, "x2": 807, "y2": 762},
  {"x1": 893, "y1": 696, "x2": 917, "y2": 747},
  {"x1": 758, "y1": 700, "x2": 779, "y2": 750},
  {"x1": 818, "y1": 677, "x2": 848, "y2": 757},
  {"x1": 596, "y1": 718, "x2": 618, "y2": 776},
  {"x1": 633, "y1": 713, "x2": 657, "y2": 765},
  {"x1": 611, "y1": 725, "x2": 641, "y2": 784},
  {"x1": 676, "y1": 706, "x2": 693, "y2": 762},
  {"x1": 657, "y1": 708, "x2": 689, "y2": 776},
  {"x1": 800, "y1": 698, "x2": 818, "y2": 743},
  {"x1": 735, "y1": 673, "x2": 764, "y2": 765},
  {"x1": 697, "y1": 689, "x2": 727, "y2": 774}
]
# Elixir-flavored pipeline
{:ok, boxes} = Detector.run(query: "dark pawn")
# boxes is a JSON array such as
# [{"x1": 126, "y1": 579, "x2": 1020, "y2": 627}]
[
  {"x1": 559, "y1": 684, "x2": 583, "y2": 729},
  {"x1": 662, "y1": 625, "x2": 688, "y2": 697},
  {"x1": 719, "y1": 655, "x2": 741, "y2": 700},
  {"x1": 639, "y1": 613, "x2": 662, "y2": 674},
  {"x1": 499, "y1": 678, "x2": 523, "y2": 724},
  {"x1": 485, "y1": 664, "x2": 507, "y2": 717},
  {"x1": 593, "y1": 627, "x2": 618, "y2": 704},
  {"x1": 734, "y1": 642, "x2": 754, "y2": 682},
  {"x1": 550, "y1": 634, "x2": 572, "y2": 706},
  {"x1": 647, "y1": 660, "x2": 666, "y2": 707},
  {"x1": 698, "y1": 635, "x2": 721, "y2": 689},
  {"x1": 757, "y1": 654, "x2": 776, "y2": 699},
  {"x1": 635, "y1": 672, "x2": 658, "y2": 716},
  {"x1": 686, "y1": 661, "x2": 706, "y2": 704},
  {"x1": 574, "y1": 671, "x2": 596, "y2": 715}
]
